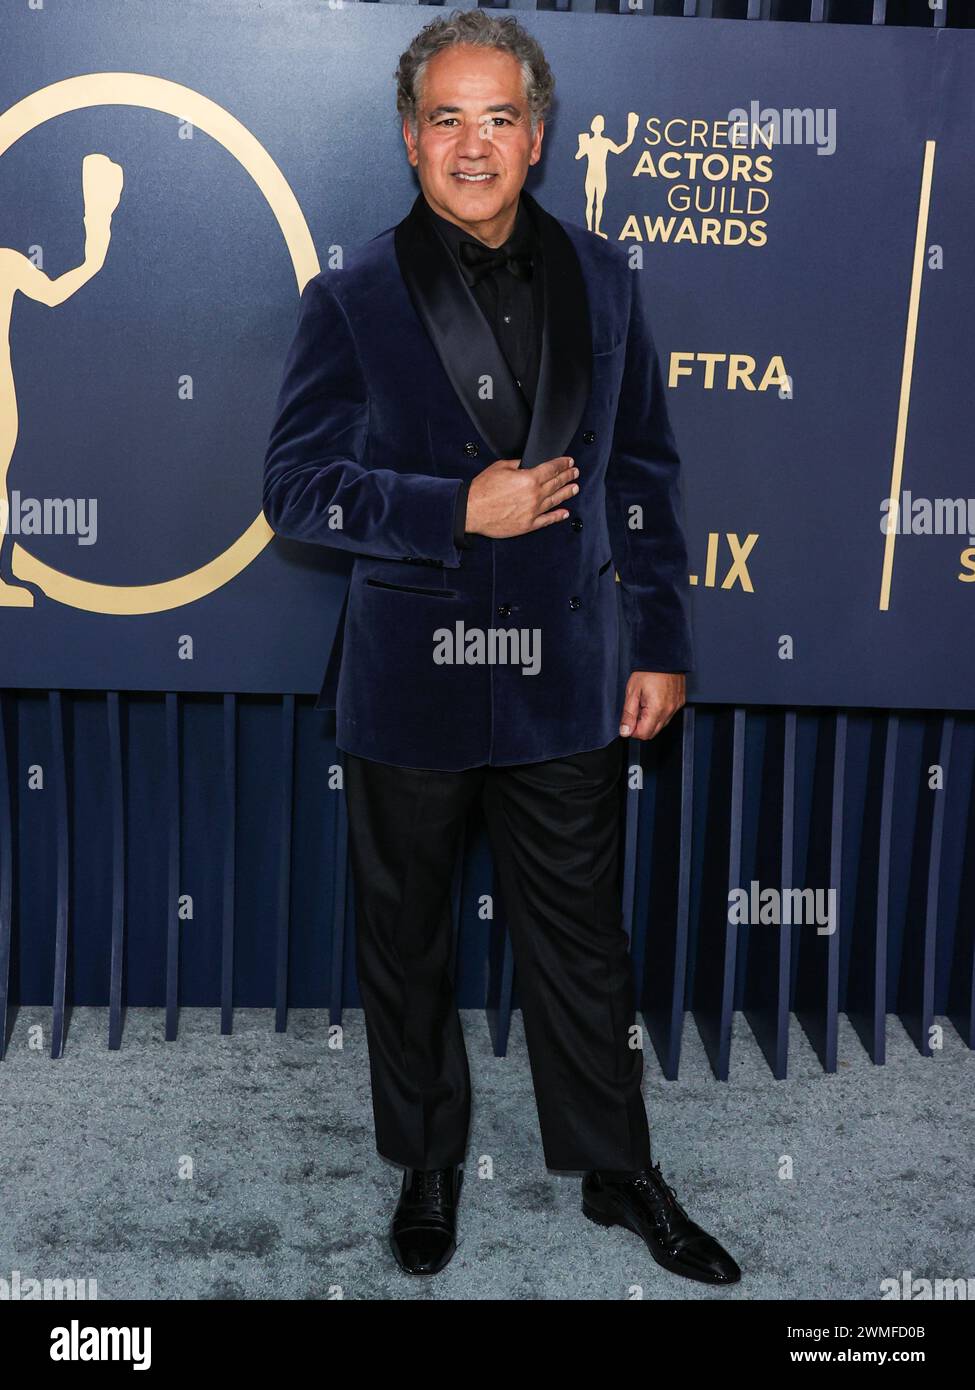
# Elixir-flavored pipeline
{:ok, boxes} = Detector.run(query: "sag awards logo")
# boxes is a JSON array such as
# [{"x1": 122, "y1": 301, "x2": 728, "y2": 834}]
[
  {"x1": 577, "y1": 110, "x2": 776, "y2": 247},
  {"x1": 0, "y1": 72, "x2": 318, "y2": 614}
]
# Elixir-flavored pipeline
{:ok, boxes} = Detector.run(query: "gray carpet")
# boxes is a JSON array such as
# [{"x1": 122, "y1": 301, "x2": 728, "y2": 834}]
[{"x1": 0, "y1": 1006, "x2": 972, "y2": 1300}]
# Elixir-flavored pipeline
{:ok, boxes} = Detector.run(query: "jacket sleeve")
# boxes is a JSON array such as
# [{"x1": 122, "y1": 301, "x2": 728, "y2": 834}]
[
  {"x1": 262, "y1": 274, "x2": 468, "y2": 567},
  {"x1": 604, "y1": 272, "x2": 694, "y2": 673},
  {"x1": 453, "y1": 478, "x2": 472, "y2": 549}
]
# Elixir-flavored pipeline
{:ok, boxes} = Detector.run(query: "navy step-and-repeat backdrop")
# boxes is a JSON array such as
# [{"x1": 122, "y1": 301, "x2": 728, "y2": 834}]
[{"x1": 0, "y1": 3, "x2": 971, "y2": 708}]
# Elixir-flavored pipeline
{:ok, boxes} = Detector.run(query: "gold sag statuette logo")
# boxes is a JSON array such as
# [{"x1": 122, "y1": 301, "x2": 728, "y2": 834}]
[
  {"x1": 576, "y1": 113, "x2": 639, "y2": 240},
  {"x1": 0, "y1": 72, "x2": 318, "y2": 614}
]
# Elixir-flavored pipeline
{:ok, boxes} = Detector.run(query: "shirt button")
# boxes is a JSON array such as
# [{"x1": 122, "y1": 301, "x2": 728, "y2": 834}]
[
  {"x1": 502, "y1": 314, "x2": 511, "y2": 323},
  {"x1": 568, "y1": 596, "x2": 581, "y2": 611},
  {"x1": 582, "y1": 430, "x2": 596, "y2": 445},
  {"x1": 570, "y1": 517, "x2": 583, "y2": 532},
  {"x1": 464, "y1": 442, "x2": 479, "y2": 457},
  {"x1": 497, "y1": 603, "x2": 512, "y2": 618}
]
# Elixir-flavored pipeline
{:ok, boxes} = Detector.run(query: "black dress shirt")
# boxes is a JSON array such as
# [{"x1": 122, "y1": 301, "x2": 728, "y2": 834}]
[{"x1": 419, "y1": 194, "x2": 543, "y2": 549}]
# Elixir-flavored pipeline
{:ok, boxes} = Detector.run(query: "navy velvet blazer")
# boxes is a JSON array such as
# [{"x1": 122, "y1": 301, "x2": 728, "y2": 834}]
[{"x1": 262, "y1": 189, "x2": 693, "y2": 771}]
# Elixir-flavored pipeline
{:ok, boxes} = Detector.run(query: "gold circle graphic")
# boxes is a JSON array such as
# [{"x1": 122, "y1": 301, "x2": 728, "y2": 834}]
[{"x1": 0, "y1": 72, "x2": 319, "y2": 613}]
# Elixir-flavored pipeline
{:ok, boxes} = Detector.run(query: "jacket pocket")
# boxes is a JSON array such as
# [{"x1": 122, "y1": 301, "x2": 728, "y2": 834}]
[{"x1": 365, "y1": 577, "x2": 458, "y2": 599}]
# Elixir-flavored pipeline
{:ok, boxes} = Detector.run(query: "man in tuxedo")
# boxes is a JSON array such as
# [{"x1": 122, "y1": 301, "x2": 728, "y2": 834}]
[{"x1": 263, "y1": 8, "x2": 740, "y2": 1285}]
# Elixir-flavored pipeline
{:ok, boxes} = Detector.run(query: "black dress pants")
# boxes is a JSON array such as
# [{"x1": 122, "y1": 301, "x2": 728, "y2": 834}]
[{"x1": 344, "y1": 739, "x2": 652, "y2": 1173}]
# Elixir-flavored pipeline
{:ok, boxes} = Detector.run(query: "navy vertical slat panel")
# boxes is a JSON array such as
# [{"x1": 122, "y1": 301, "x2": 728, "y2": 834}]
[
  {"x1": 221, "y1": 695, "x2": 236, "y2": 1035},
  {"x1": 275, "y1": 696, "x2": 295, "y2": 1033},
  {"x1": 777, "y1": 712, "x2": 797, "y2": 1078},
  {"x1": 873, "y1": 717, "x2": 895, "y2": 1061},
  {"x1": 694, "y1": 708, "x2": 745, "y2": 1081},
  {"x1": 874, "y1": 716, "x2": 898, "y2": 1064},
  {"x1": 947, "y1": 743, "x2": 975, "y2": 1046},
  {"x1": 895, "y1": 715, "x2": 940, "y2": 1051},
  {"x1": 796, "y1": 712, "x2": 844, "y2": 1072},
  {"x1": 719, "y1": 709, "x2": 746, "y2": 1079},
  {"x1": 737, "y1": 712, "x2": 767, "y2": 999},
  {"x1": 791, "y1": 714, "x2": 821, "y2": 1048},
  {"x1": 0, "y1": 694, "x2": 12, "y2": 1060},
  {"x1": 934, "y1": 718, "x2": 973, "y2": 1009},
  {"x1": 888, "y1": 716, "x2": 926, "y2": 1011},
  {"x1": 742, "y1": 710, "x2": 793, "y2": 1079},
  {"x1": 836, "y1": 714, "x2": 872, "y2": 1023},
  {"x1": 688, "y1": 708, "x2": 723, "y2": 1074},
  {"x1": 685, "y1": 709, "x2": 712, "y2": 1023},
  {"x1": 107, "y1": 693, "x2": 125, "y2": 1050},
  {"x1": 939, "y1": 718, "x2": 974, "y2": 1047},
  {"x1": 164, "y1": 694, "x2": 180, "y2": 1042},
  {"x1": 824, "y1": 714, "x2": 846, "y2": 1072},
  {"x1": 641, "y1": 707, "x2": 692, "y2": 1080},
  {"x1": 736, "y1": 712, "x2": 766, "y2": 1037},
  {"x1": 907, "y1": 716, "x2": 953, "y2": 1056},
  {"x1": 329, "y1": 770, "x2": 348, "y2": 1028},
  {"x1": 49, "y1": 691, "x2": 70, "y2": 1059},
  {"x1": 850, "y1": 714, "x2": 897, "y2": 1065},
  {"x1": 791, "y1": 712, "x2": 819, "y2": 918}
]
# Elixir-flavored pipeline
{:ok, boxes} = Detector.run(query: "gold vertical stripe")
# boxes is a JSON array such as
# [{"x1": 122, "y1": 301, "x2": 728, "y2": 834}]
[{"x1": 879, "y1": 140, "x2": 937, "y2": 612}]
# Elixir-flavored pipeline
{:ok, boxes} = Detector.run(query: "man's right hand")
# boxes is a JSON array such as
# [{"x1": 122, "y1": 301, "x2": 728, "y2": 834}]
[{"x1": 464, "y1": 456, "x2": 580, "y2": 539}]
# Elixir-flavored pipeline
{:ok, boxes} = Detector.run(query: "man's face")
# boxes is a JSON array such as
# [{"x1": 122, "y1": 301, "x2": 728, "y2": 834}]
[{"x1": 402, "y1": 44, "x2": 543, "y2": 245}]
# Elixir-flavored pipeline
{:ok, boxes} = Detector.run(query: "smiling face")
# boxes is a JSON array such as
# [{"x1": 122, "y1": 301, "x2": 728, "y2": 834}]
[{"x1": 402, "y1": 44, "x2": 544, "y2": 247}]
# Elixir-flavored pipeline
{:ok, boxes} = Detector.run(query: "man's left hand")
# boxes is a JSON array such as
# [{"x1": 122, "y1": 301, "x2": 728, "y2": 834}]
[{"x1": 619, "y1": 671, "x2": 686, "y2": 741}]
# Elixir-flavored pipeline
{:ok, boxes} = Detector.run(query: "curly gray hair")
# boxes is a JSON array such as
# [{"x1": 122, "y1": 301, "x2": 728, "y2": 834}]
[{"x1": 395, "y1": 7, "x2": 555, "y2": 138}]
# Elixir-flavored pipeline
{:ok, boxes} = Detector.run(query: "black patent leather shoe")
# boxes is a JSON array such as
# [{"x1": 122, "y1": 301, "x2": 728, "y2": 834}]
[
  {"x1": 389, "y1": 1165, "x2": 463, "y2": 1275},
  {"x1": 582, "y1": 1163, "x2": 741, "y2": 1285}
]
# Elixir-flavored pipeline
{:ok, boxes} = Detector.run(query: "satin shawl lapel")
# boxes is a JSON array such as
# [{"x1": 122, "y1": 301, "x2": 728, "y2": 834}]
[
  {"x1": 393, "y1": 189, "x2": 591, "y2": 469},
  {"x1": 518, "y1": 189, "x2": 592, "y2": 470}
]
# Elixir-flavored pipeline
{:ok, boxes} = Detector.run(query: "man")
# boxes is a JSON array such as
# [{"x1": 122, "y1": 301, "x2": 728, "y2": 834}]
[{"x1": 263, "y1": 8, "x2": 740, "y2": 1286}]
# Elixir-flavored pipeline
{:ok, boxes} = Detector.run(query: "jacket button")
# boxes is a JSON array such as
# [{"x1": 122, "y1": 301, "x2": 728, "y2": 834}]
[
  {"x1": 570, "y1": 517, "x2": 583, "y2": 532},
  {"x1": 568, "y1": 596, "x2": 581, "y2": 610},
  {"x1": 497, "y1": 603, "x2": 512, "y2": 618},
  {"x1": 582, "y1": 430, "x2": 596, "y2": 444},
  {"x1": 464, "y1": 442, "x2": 479, "y2": 457}
]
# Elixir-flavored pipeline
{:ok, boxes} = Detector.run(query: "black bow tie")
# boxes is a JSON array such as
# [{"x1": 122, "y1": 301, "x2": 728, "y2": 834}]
[{"x1": 458, "y1": 238, "x2": 534, "y2": 287}]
